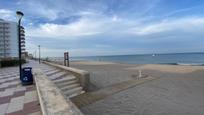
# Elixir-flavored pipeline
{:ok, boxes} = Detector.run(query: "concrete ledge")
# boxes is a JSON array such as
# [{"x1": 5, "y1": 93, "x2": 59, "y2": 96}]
[
  {"x1": 33, "y1": 69, "x2": 83, "y2": 115},
  {"x1": 43, "y1": 61, "x2": 90, "y2": 91}
]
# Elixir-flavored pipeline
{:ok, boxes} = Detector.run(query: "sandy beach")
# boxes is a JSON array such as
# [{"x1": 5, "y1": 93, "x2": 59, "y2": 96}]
[{"x1": 69, "y1": 60, "x2": 204, "y2": 115}]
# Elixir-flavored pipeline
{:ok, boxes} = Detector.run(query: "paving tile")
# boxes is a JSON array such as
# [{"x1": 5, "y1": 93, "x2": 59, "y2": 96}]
[
  {"x1": 0, "y1": 79, "x2": 6, "y2": 83},
  {"x1": 24, "y1": 91, "x2": 38, "y2": 103},
  {"x1": 4, "y1": 88, "x2": 16, "y2": 92},
  {"x1": 26, "y1": 86, "x2": 35, "y2": 91},
  {"x1": 1, "y1": 78, "x2": 19, "y2": 84},
  {"x1": 0, "y1": 103, "x2": 9, "y2": 115},
  {"x1": 5, "y1": 110, "x2": 23, "y2": 115},
  {"x1": 0, "y1": 89, "x2": 14, "y2": 97},
  {"x1": 0, "y1": 61, "x2": 44, "y2": 115},
  {"x1": 15, "y1": 87, "x2": 26, "y2": 92},
  {"x1": 8, "y1": 81, "x2": 20, "y2": 85},
  {"x1": 0, "y1": 96, "x2": 11, "y2": 104},
  {"x1": 0, "y1": 84, "x2": 9, "y2": 88},
  {"x1": 12, "y1": 91, "x2": 25, "y2": 98},
  {"x1": 0, "y1": 88, "x2": 5, "y2": 92},
  {"x1": 6, "y1": 96, "x2": 24, "y2": 114},
  {"x1": 23, "y1": 101, "x2": 41, "y2": 115},
  {"x1": 28, "y1": 111, "x2": 41, "y2": 115},
  {"x1": 0, "y1": 85, "x2": 17, "y2": 92}
]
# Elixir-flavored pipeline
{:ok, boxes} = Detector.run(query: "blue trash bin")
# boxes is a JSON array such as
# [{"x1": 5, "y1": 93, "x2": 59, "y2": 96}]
[{"x1": 21, "y1": 67, "x2": 33, "y2": 85}]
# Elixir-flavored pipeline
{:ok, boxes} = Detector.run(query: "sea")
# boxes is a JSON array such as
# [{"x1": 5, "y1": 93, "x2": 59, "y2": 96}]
[{"x1": 49, "y1": 52, "x2": 204, "y2": 66}]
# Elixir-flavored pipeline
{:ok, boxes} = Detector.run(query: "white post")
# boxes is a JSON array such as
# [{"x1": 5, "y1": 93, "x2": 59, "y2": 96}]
[{"x1": 139, "y1": 70, "x2": 142, "y2": 79}]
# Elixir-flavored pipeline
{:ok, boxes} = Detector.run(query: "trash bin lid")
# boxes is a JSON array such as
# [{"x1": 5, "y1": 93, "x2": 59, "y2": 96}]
[{"x1": 22, "y1": 67, "x2": 32, "y2": 71}]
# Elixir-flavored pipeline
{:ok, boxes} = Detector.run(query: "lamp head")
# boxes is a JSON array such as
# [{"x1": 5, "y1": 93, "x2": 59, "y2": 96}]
[{"x1": 16, "y1": 11, "x2": 24, "y2": 20}]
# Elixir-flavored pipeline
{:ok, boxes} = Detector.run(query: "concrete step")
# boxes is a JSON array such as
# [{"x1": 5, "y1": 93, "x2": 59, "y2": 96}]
[
  {"x1": 61, "y1": 83, "x2": 80, "y2": 91},
  {"x1": 45, "y1": 69, "x2": 59, "y2": 73},
  {"x1": 43, "y1": 69, "x2": 56, "y2": 72},
  {"x1": 46, "y1": 70, "x2": 61, "y2": 76},
  {"x1": 49, "y1": 72, "x2": 67, "y2": 80},
  {"x1": 68, "y1": 90, "x2": 85, "y2": 98},
  {"x1": 54, "y1": 75, "x2": 76, "y2": 84},
  {"x1": 56, "y1": 80, "x2": 78, "y2": 88},
  {"x1": 64, "y1": 87, "x2": 83, "y2": 97}
]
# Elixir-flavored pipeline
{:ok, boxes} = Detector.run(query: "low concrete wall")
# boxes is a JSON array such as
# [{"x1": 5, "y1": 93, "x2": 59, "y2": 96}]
[
  {"x1": 43, "y1": 61, "x2": 90, "y2": 91},
  {"x1": 34, "y1": 69, "x2": 83, "y2": 115}
]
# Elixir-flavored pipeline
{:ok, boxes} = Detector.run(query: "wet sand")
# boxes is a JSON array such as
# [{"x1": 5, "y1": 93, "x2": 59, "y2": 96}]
[{"x1": 70, "y1": 61, "x2": 204, "y2": 115}]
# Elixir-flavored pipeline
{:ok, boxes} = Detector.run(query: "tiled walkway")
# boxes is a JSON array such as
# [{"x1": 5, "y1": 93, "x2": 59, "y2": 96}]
[{"x1": 0, "y1": 62, "x2": 41, "y2": 115}]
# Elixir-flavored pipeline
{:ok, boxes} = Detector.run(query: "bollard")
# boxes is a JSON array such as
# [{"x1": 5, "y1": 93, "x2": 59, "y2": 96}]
[{"x1": 138, "y1": 70, "x2": 142, "y2": 79}]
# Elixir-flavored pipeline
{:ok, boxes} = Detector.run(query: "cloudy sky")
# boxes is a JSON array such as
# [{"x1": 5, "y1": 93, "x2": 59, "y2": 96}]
[{"x1": 0, "y1": 0, "x2": 204, "y2": 57}]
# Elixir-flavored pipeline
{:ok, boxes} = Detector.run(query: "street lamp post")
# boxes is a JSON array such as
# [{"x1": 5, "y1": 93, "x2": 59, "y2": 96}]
[
  {"x1": 16, "y1": 11, "x2": 24, "y2": 79},
  {"x1": 38, "y1": 45, "x2": 41, "y2": 64},
  {"x1": 34, "y1": 50, "x2": 37, "y2": 60}
]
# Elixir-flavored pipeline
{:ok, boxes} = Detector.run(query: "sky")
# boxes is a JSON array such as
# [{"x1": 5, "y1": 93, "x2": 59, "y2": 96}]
[{"x1": 0, "y1": 0, "x2": 204, "y2": 57}]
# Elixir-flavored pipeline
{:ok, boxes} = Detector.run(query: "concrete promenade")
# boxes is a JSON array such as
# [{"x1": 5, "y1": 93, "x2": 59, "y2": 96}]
[
  {"x1": 0, "y1": 61, "x2": 42, "y2": 115},
  {"x1": 0, "y1": 60, "x2": 87, "y2": 115}
]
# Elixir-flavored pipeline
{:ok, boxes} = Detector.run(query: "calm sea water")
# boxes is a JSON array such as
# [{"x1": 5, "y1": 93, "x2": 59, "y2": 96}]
[{"x1": 50, "y1": 52, "x2": 204, "y2": 65}]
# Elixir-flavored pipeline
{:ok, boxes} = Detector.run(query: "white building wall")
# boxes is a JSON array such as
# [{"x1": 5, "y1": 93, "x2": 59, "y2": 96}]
[
  {"x1": 8, "y1": 22, "x2": 18, "y2": 57},
  {"x1": 0, "y1": 20, "x2": 18, "y2": 58}
]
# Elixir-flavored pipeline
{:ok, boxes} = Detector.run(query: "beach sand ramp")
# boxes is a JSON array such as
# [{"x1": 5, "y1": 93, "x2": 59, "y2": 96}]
[{"x1": 70, "y1": 76, "x2": 157, "y2": 108}]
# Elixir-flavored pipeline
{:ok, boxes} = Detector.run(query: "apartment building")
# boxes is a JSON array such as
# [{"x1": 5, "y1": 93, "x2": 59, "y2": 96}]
[{"x1": 0, "y1": 19, "x2": 26, "y2": 59}]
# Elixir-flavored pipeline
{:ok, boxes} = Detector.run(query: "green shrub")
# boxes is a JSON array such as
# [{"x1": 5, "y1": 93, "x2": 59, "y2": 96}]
[{"x1": 0, "y1": 59, "x2": 26, "y2": 67}]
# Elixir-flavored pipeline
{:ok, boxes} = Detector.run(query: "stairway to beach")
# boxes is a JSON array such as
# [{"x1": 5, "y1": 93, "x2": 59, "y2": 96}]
[
  {"x1": 46, "y1": 68, "x2": 85, "y2": 98},
  {"x1": 36, "y1": 63, "x2": 85, "y2": 99}
]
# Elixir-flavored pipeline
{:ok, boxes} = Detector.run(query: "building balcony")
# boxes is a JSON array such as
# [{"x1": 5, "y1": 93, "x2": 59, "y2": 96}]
[
  {"x1": 20, "y1": 26, "x2": 24, "y2": 29},
  {"x1": 0, "y1": 48, "x2": 11, "y2": 50},
  {"x1": 2, "y1": 45, "x2": 10, "y2": 47},
  {"x1": 5, "y1": 27, "x2": 9, "y2": 29},
  {"x1": 21, "y1": 37, "x2": 25, "y2": 40},
  {"x1": 21, "y1": 44, "x2": 25, "y2": 47},
  {"x1": 21, "y1": 41, "x2": 25, "y2": 45},
  {"x1": 4, "y1": 30, "x2": 10, "y2": 33},
  {"x1": 3, "y1": 22, "x2": 9, "y2": 25},
  {"x1": 0, "y1": 43, "x2": 10, "y2": 46},
  {"x1": 21, "y1": 41, "x2": 25, "y2": 43},
  {"x1": 0, "y1": 40, "x2": 10, "y2": 44},
  {"x1": 0, "y1": 39, "x2": 10, "y2": 42},
  {"x1": 21, "y1": 29, "x2": 25, "y2": 33},
  {"x1": 0, "y1": 35, "x2": 10, "y2": 38},
  {"x1": 20, "y1": 33, "x2": 25, "y2": 36},
  {"x1": 20, "y1": 28, "x2": 25, "y2": 31}
]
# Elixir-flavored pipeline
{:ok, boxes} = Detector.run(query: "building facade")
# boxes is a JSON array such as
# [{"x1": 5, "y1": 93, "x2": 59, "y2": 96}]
[
  {"x1": 20, "y1": 26, "x2": 26, "y2": 57},
  {"x1": 0, "y1": 19, "x2": 26, "y2": 59}
]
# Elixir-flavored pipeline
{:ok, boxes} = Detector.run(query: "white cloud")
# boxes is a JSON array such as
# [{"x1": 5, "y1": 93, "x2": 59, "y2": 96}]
[
  {"x1": 26, "y1": 13, "x2": 126, "y2": 39},
  {"x1": 128, "y1": 17, "x2": 204, "y2": 35},
  {"x1": 112, "y1": 15, "x2": 120, "y2": 22},
  {"x1": 27, "y1": 18, "x2": 104, "y2": 38},
  {"x1": 27, "y1": 16, "x2": 204, "y2": 41},
  {"x1": 0, "y1": 9, "x2": 15, "y2": 20}
]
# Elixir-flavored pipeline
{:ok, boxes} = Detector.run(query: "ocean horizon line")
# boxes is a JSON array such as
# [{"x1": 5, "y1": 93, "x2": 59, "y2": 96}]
[
  {"x1": 72, "y1": 51, "x2": 204, "y2": 58},
  {"x1": 43, "y1": 51, "x2": 204, "y2": 58},
  {"x1": 45, "y1": 52, "x2": 204, "y2": 66}
]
